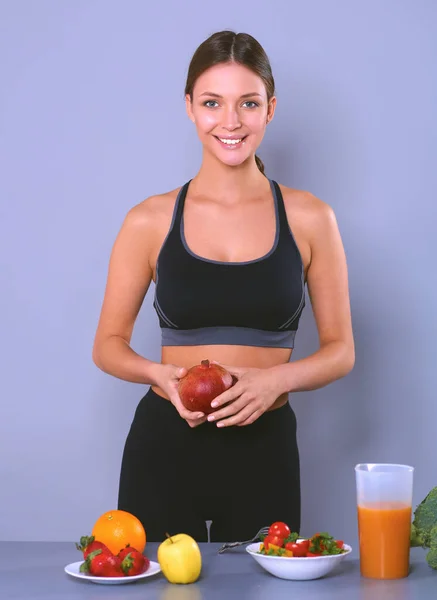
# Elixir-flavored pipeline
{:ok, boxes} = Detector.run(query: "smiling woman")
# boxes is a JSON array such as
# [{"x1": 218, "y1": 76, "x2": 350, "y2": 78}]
[
  {"x1": 92, "y1": 31, "x2": 355, "y2": 543},
  {"x1": 188, "y1": 66, "x2": 270, "y2": 162},
  {"x1": 184, "y1": 33, "x2": 276, "y2": 173}
]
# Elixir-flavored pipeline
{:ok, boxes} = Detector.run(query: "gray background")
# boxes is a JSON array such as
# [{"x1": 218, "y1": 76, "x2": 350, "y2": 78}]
[{"x1": 1, "y1": 0, "x2": 436, "y2": 555}]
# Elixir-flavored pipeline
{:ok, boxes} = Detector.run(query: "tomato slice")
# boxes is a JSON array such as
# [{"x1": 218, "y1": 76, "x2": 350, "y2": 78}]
[
  {"x1": 306, "y1": 551, "x2": 322, "y2": 557},
  {"x1": 264, "y1": 535, "x2": 285, "y2": 550},
  {"x1": 285, "y1": 542, "x2": 307, "y2": 557},
  {"x1": 268, "y1": 521, "x2": 291, "y2": 539},
  {"x1": 297, "y1": 539, "x2": 310, "y2": 553},
  {"x1": 336, "y1": 540, "x2": 344, "y2": 549}
]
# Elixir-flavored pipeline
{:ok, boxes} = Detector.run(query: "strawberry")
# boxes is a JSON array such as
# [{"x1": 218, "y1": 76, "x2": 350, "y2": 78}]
[
  {"x1": 75, "y1": 535, "x2": 111, "y2": 559},
  {"x1": 80, "y1": 549, "x2": 124, "y2": 577},
  {"x1": 118, "y1": 545, "x2": 149, "y2": 576}
]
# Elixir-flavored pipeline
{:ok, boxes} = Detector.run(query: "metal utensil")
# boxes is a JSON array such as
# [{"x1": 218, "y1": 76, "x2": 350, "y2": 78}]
[{"x1": 217, "y1": 526, "x2": 270, "y2": 554}]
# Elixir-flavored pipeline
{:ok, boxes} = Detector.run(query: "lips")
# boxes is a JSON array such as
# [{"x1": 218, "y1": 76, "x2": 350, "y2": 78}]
[{"x1": 214, "y1": 135, "x2": 248, "y2": 150}]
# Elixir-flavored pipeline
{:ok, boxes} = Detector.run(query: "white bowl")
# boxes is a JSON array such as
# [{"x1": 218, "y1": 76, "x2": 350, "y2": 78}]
[{"x1": 246, "y1": 540, "x2": 352, "y2": 581}]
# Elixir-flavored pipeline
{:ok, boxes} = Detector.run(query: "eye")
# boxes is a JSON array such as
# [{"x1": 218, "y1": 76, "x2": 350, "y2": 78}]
[
  {"x1": 203, "y1": 100, "x2": 219, "y2": 108},
  {"x1": 243, "y1": 101, "x2": 259, "y2": 108}
]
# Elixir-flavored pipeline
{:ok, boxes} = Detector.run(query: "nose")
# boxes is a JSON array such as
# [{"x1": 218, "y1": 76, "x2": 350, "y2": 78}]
[{"x1": 222, "y1": 106, "x2": 242, "y2": 131}]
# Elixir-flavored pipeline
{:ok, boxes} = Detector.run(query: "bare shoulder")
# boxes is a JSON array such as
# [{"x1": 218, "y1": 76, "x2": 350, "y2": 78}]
[
  {"x1": 115, "y1": 186, "x2": 181, "y2": 275},
  {"x1": 122, "y1": 186, "x2": 180, "y2": 233},
  {"x1": 278, "y1": 183, "x2": 339, "y2": 242}
]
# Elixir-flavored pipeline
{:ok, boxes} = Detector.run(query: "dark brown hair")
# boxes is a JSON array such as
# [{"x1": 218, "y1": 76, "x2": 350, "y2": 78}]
[{"x1": 185, "y1": 31, "x2": 275, "y2": 175}]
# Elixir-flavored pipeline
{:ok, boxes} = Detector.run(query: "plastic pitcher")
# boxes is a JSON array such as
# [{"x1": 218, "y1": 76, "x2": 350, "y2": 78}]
[{"x1": 355, "y1": 463, "x2": 414, "y2": 579}]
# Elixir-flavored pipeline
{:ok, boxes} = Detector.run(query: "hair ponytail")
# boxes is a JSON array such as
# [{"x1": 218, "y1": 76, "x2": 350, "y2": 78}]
[{"x1": 255, "y1": 154, "x2": 266, "y2": 175}]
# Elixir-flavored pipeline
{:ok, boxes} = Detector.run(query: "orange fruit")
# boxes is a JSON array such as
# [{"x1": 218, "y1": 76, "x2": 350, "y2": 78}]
[{"x1": 91, "y1": 510, "x2": 146, "y2": 555}]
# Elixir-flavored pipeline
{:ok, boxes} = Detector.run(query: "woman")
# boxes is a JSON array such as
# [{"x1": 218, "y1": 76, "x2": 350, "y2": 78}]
[{"x1": 92, "y1": 31, "x2": 355, "y2": 543}]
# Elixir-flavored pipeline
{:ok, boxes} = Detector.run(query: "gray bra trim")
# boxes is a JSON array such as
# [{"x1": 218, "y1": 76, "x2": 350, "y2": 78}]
[{"x1": 161, "y1": 326, "x2": 296, "y2": 349}]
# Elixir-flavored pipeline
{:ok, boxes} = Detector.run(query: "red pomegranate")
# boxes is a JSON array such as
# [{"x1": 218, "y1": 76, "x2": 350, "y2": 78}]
[{"x1": 178, "y1": 359, "x2": 234, "y2": 415}]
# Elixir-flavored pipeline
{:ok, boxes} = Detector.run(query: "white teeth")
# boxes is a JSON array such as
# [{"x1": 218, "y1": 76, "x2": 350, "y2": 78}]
[{"x1": 218, "y1": 138, "x2": 243, "y2": 145}]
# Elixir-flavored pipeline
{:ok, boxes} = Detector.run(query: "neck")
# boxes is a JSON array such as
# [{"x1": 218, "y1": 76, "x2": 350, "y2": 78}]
[{"x1": 190, "y1": 150, "x2": 268, "y2": 202}]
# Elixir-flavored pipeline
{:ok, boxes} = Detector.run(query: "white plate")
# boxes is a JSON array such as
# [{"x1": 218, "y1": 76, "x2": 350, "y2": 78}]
[
  {"x1": 64, "y1": 560, "x2": 161, "y2": 585},
  {"x1": 246, "y1": 540, "x2": 352, "y2": 581}
]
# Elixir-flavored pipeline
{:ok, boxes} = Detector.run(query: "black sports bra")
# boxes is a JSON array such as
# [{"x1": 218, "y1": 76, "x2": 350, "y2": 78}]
[{"x1": 153, "y1": 179, "x2": 305, "y2": 348}]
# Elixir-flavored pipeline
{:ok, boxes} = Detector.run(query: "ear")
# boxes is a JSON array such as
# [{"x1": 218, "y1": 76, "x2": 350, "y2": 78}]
[
  {"x1": 185, "y1": 94, "x2": 195, "y2": 123},
  {"x1": 266, "y1": 96, "x2": 277, "y2": 124}
]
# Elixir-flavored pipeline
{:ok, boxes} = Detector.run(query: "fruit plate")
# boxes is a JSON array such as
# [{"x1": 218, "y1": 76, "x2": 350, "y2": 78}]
[
  {"x1": 246, "y1": 540, "x2": 352, "y2": 581},
  {"x1": 64, "y1": 560, "x2": 161, "y2": 585}
]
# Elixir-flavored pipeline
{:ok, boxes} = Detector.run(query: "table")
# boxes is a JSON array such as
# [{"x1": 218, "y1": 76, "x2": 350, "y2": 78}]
[{"x1": 1, "y1": 542, "x2": 435, "y2": 599}]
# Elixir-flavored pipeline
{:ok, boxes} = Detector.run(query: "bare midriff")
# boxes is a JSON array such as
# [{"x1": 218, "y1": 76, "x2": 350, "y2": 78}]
[{"x1": 152, "y1": 344, "x2": 293, "y2": 411}]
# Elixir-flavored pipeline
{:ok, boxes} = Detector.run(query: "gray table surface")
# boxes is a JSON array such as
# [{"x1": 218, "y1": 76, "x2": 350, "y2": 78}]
[{"x1": 1, "y1": 542, "x2": 435, "y2": 600}]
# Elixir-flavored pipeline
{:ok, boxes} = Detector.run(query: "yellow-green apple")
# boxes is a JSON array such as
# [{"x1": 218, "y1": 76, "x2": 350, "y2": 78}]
[{"x1": 157, "y1": 533, "x2": 202, "y2": 584}]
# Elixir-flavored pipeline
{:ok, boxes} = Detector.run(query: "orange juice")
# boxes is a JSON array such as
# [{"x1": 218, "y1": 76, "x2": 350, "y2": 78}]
[{"x1": 357, "y1": 502, "x2": 412, "y2": 579}]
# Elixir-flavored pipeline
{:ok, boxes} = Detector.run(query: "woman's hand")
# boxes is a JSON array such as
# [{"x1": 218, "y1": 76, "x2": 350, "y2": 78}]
[
  {"x1": 151, "y1": 363, "x2": 207, "y2": 428},
  {"x1": 207, "y1": 363, "x2": 284, "y2": 427}
]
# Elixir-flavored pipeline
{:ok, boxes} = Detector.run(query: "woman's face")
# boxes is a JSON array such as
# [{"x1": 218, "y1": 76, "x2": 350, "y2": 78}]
[{"x1": 186, "y1": 62, "x2": 276, "y2": 168}]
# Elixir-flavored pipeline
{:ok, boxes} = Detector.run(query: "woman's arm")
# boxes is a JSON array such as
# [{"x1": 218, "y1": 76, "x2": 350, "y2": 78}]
[
  {"x1": 199, "y1": 193, "x2": 356, "y2": 428},
  {"x1": 92, "y1": 197, "x2": 205, "y2": 424},
  {"x1": 273, "y1": 196, "x2": 355, "y2": 394},
  {"x1": 92, "y1": 202, "x2": 160, "y2": 384}
]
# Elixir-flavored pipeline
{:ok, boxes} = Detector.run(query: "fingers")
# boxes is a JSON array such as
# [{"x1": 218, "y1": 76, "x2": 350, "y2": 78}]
[
  {"x1": 186, "y1": 416, "x2": 207, "y2": 428},
  {"x1": 177, "y1": 404, "x2": 205, "y2": 421},
  {"x1": 156, "y1": 364, "x2": 204, "y2": 422},
  {"x1": 207, "y1": 396, "x2": 247, "y2": 423},
  {"x1": 168, "y1": 392, "x2": 204, "y2": 421},
  {"x1": 217, "y1": 405, "x2": 263, "y2": 428},
  {"x1": 210, "y1": 382, "x2": 242, "y2": 409},
  {"x1": 166, "y1": 398, "x2": 205, "y2": 422},
  {"x1": 167, "y1": 368, "x2": 204, "y2": 420},
  {"x1": 237, "y1": 409, "x2": 264, "y2": 426},
  {"x1": 174, "y1": 366, "x2": 188, "y2": 379},
  {"x1": 181, "y1": 408, "x2": 205, "y2": 420}
]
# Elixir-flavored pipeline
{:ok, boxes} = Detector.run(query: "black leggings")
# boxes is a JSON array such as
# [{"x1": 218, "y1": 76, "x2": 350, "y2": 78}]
[{"x1": 118, "y1": 388, "x2": 301, "y2": 542}]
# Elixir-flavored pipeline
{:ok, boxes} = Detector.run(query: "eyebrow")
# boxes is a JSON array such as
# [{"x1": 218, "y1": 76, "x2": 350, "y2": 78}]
[{"x1": 198, "y1": 92, "x2": 263, "y2": 98}]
